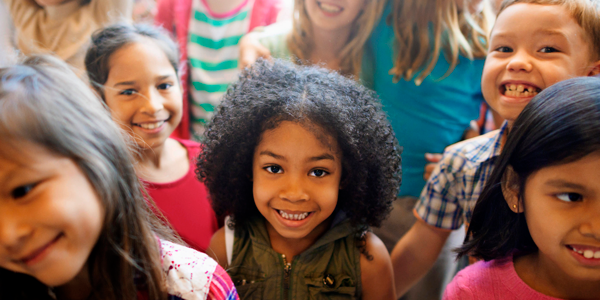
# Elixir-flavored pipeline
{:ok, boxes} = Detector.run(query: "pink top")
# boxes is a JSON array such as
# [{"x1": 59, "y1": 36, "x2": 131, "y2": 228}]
[
  {"x1": 443, "y1": 256, "x2": 563, "y2": 300},
  {"x1": 144, "y1": 138, "x2": 218, "y2": 252},
  {"x1": 155, "y1": 0, "x2": 282, "y2": 139}
]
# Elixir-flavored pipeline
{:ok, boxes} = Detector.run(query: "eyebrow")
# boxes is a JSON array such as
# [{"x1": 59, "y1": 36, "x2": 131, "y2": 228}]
[
  {"x1": 491, "y1": 29, "x2": 568, "y2": 40},
  {"x1": 544, "y1": 179, "x2": 587, "y2": 191},
  {"x1": 533, "y1": 29, "x2": 569, "y2": 40},
  {"x1": 113, "y1": 75, "x2": 175, "y2": 87},
  {"x1": 113, "y1": 81, "x2": 136, "y2": 87},
  {"x1": 258, "y1": 151, "x2": 336, "y2": 162}
]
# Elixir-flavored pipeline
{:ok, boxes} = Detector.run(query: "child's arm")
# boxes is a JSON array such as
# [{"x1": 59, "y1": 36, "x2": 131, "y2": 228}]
[
  {"x1": 360, "y1": 232, "x2": 396, "y2": 300},
  {"x1": 391, "y1": 219, "x2": 451, "y2": 297},
  {"x1": 207, "y1": 227, "x2": 229, "y2": 269}
]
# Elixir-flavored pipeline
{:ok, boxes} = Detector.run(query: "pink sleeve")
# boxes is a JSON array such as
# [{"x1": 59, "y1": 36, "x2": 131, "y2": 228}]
[
  {"x1": 154, "y1": 0, "x2": 175, "y2": 33},
  {"x1": 249, "y1": 0, "x2": 282, "y2": 31},
  {"x1": 207, "y1": 264, "x2": 239, "y2": 300}
]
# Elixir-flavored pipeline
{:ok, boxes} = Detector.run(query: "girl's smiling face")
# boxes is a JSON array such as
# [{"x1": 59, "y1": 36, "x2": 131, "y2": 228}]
[
  {"x1": 0, "y1": 142, "x2": 103, "y2": 288},
  {"x1": 512, "y1": 153, "x2": 600, "y2": 294},
  {"x1": 252, "y1": 121, "x2": 342, "y2": 241},
  {"x1": 304, "y1": 0, "x2": 366, "y2": 32},
  {"x1": 103, "y1": 38, "x2": 182, "y2": 150}
]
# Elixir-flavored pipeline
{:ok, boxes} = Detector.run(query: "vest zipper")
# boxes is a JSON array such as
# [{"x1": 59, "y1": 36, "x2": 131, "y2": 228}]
[{"x1": 282, "y1": 254, "x2": 292, "y2": 300}]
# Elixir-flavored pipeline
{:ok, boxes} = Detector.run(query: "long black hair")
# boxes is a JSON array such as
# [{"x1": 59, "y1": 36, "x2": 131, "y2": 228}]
[{"x1": 458, "y1": 76, "x2": 600, "y2": 261}]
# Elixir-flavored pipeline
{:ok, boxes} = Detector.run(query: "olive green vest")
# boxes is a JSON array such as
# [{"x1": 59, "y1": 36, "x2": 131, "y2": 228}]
[{"x1": 228, "y1": 216, "x2": 362, "y2": 300}]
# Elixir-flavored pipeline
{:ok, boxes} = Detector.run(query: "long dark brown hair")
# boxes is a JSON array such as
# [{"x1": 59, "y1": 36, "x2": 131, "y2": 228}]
[
  {"x1": 0, "y1": 55, "x2": 177, "y2": 299},
  {"x1": 458, "y1": 77, "x2": 600, "y2": 261}
]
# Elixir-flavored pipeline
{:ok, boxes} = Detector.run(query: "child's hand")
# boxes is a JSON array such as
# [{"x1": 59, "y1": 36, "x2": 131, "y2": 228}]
[
  {"x1": 239, "y1": 32, "x2": 272, "y2": 70},
  {"x1": 423, "y1": 153, "x2": 443, "y2": 181}
]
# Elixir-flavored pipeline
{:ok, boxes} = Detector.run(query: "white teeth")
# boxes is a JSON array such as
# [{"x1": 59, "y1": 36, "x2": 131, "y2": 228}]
[
  {"x1": 571, "y1": 247, "x2": 600, "y2": 259},
  {"x1": 278, "y1": 210, "x2": 309, "y2": 221},
  {"x1": 318, "y1": 2, "x2": 342, "y2": 13},
  {"x1": 138, "y1": 121, "x2": 164, "y2": 130},
  {"x1": 504, "y1": 84, "x2": 539, "y2": 97}
]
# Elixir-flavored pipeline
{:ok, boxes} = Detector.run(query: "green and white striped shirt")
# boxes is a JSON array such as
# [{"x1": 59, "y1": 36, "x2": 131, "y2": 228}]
[{"x1": 187, "y1": 0, "x2": 253, "y2": 139}]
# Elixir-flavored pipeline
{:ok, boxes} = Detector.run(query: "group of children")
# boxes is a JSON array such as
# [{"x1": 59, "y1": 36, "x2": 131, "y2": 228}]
[{"x1": 0, "y1": 0, "x2": 599, "y2": 299}]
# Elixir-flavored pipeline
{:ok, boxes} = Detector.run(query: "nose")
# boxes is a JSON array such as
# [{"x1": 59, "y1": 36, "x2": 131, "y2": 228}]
[
  {"x1": 506, "y1": 50, "x2": 533, "y2": 73},
  {"x1": 0, "y1": 208, "x2": 32, "y2": 252},
  {"x1": 140, "y1": 88, "x2": 164, "y2": 115},
  {"x1": 279, "y1": 175, "x2": 309, "y2": 203},
  {"x1": 579, "y1": 207, "x2": 600, "y2": 240}
]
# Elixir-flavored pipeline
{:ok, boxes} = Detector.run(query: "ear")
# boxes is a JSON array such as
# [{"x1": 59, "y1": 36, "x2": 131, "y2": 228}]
[
  {"x1": 587, "y1": 59, "x2": 600, "y2": 76},
  {"x1": 501, "y1": 165, "x2": 521, "y2": 213}
]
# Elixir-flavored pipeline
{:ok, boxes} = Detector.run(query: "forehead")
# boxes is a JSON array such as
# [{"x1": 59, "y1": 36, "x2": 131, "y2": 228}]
[
  {"x1": 106, "y1": 39, "x2": 175, "y2": 81},
  {"x1": 257, "y1": 121, "x2": 341, "y2": 156},
  {"x1": 492, "y1": 3, "x2": 586, "y2": 42},
  {"x1": 0, "y1": 140, "x2": 68, "y2": 174}
]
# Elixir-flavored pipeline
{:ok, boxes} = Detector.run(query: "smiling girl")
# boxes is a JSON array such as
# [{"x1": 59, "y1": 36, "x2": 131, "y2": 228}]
[
  {"x1": 200, "y1": 59, "x2": 401, "y2": 300},
  {"x1": 85, "y1": 23, "x2": 218, "y2": 253},
  {"x1": 241, "y1": 0, "x2": 384, "y2": 79},
  {"x1": 0, "y1": 55, "x2": 237, "y2": 300},
  {"x1": 446, "y1": 77, "x2": 600, "y2": 299}
]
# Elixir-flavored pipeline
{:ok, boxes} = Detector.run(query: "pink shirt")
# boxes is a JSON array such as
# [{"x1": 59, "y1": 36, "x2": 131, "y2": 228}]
[
  {"x1": 145, "y1": 139, "x2": 218, "y2": 252},
  {"x1": 443, "y1": 256, "x2": 563, "y2": 300}
]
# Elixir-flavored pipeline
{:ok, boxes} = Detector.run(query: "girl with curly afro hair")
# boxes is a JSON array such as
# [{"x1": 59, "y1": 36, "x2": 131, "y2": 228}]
[{"x1": 200, "y1": 59, "x2": 401, "y2": 300}]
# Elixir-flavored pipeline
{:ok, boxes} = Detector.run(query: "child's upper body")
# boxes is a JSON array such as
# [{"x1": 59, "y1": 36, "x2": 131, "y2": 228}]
[
  {"x1": 85, "y1": 23, "x2": 218, "y2": 253},
  {"x1": 416, "y1": 0, "x2": 600, "y2": 232},
  {"x1": 392, "y1": 0, "x2": 600, "y2": 296},
  {"x1": 3, "y1": 0, "x2": 132, "y2": 74},
  {"x1": 445, "y1": 76, "x2": 600, "y2": 299},
  {"x1": 154, "y1": 0, "x2": 282, "y2": 140},
  {"x1": 249, "y1": 0, "x2": 385, "y2": 80},
  {"x1": 200, "y1": 59, "x2": 401, "y2": 300},
  {"x1": 0, "y1": 55, "x2": 237, "y2": 300},
  {"x1": 366, "y1": 0, "x2": 493, "y2": 198}
]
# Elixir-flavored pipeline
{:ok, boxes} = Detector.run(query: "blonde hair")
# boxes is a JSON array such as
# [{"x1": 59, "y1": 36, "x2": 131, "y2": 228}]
[
  {"x1": 287, "y1": 0, "x2": 386, "y2": 78},
  {"x1": 391, "y1": 0, "x2": 494, "y2": 85},
  {"x1": 498, "y1": 0, "x2": 600, "y2": 61}
]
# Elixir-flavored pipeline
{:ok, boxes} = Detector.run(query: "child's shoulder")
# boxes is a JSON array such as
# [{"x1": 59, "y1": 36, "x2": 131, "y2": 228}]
[
  {"x1": 442, "y1": 129, "x2": 502, "y2": 166},
  {"x1": 443, "y1": 257, "x2": 517, "y2": 300},
  {"x1": 159, "y1": 239, "x2": 219, "y2": 298}
]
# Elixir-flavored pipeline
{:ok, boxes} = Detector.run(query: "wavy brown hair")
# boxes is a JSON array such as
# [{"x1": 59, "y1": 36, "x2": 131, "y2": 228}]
[
  {"x1": 0, "y1": 55, "x2": 177, "y2": 300},
  {"x1": 287, "y1": 0, "x2": 386, "y2": 78},
  {"x1": 391, "y1": 0, "x2": 494, "y2": 85}
]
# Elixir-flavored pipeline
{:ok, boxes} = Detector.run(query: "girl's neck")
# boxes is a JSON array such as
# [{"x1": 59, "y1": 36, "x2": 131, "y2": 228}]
[
  {"x1": 204, "y1": 0, "x2": 246, "y2": 15},
  {"x1": 54, "y1": 264, "x2": 92, "y2": 300},
  {"x1": 514, "y1": 252, "x2": 600, "y2": 298},
  {"x1": 266, "y1": 216, "x2": 333, "y2": 260},
  {"x1": 135, "y1": 138, "x2": 188, "y2": 183},
  {"x1": 308, "y1": 25, "x2": 353, "y2": 72}
]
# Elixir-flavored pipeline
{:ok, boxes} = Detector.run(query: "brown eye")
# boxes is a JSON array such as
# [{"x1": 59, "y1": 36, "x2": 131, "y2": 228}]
[
  {"x1": 265, "y1": 165, "x2": 282, "y2": 174},
  {"x1": 11, "y1": 184, "x2": 35, "y2": 199},
  {"x1": 556, "y1": 193, "x2": 582, "y2": 202}
]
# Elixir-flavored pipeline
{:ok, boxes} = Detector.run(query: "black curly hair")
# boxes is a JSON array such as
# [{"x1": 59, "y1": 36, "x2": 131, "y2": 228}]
[{"x1": 197, "y1": 59, "x2": 401, "y2": 238}]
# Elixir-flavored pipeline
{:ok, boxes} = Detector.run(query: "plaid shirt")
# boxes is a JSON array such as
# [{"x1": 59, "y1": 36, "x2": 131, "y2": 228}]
[{"x1": 414, "y1": 122, "x2": 508, "y2": 230}]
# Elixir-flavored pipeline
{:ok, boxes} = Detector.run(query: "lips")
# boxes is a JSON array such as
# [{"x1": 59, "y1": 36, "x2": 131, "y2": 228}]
[
  {"x1": 500, "y1": 81, "x2": 542, "y2": 98},
  {"x1": 18, "y1": 233, "x2": 63, "y2": 266},
  {"x1": 317, "y1": 1, "x2": 344, "y2": 14},
  {"x1": 567, "y1": 245, "x2": 600, "y2": 259}
]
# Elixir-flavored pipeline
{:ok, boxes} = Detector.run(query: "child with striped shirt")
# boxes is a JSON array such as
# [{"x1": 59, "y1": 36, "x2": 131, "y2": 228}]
[{"x1": 155, "y1": 0, "x2": 282, "y2": 140}]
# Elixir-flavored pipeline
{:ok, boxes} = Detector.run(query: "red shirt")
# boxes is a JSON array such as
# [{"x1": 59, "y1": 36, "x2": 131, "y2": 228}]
[{"x1": 144, "y1": 139, "x2": 218, "y2": 252}]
